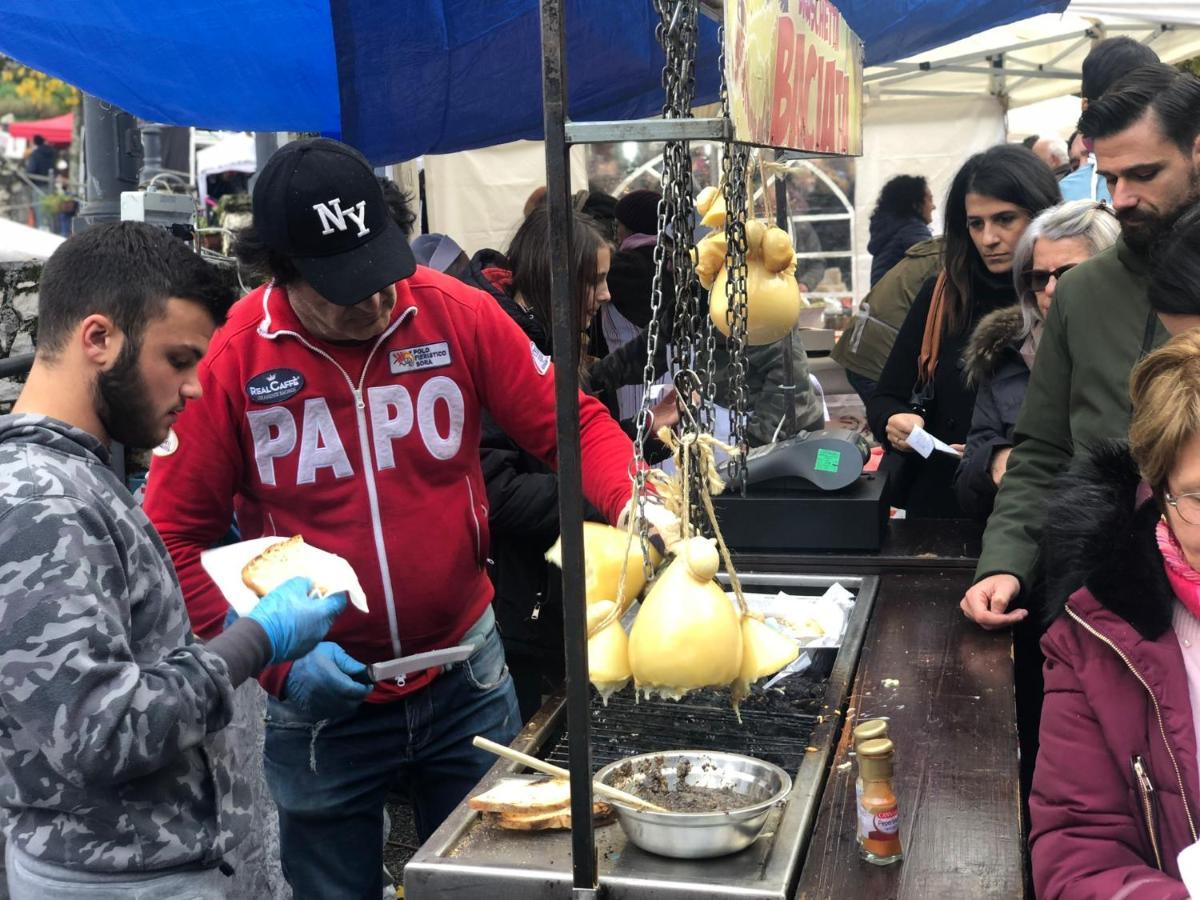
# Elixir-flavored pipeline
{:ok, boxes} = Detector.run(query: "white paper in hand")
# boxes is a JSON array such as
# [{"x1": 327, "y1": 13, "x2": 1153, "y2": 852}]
[
  {"x1": 201, "y1": 536, "x2": 369, "y2": 617},
  {"x1": 907, "y1": 425, "x2": 962, "y2": 459},
  {"x1": 1179, "y1": 840, "x2": 1200, "y2": 898}
]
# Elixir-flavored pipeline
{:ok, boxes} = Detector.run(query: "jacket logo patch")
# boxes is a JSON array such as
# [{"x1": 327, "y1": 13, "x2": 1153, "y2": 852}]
[
  {"x1": 389, "y1": 342, "x2": 451, "y2": 374},
  {"x1": 531, "y1": 341, "x2": 550, "y2": 376},
  {"x1": 247, "y1": 369, "x2": 305, "y2": 404}
]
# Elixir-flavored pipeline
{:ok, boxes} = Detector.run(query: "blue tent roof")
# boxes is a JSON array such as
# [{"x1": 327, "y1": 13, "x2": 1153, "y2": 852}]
[{"x1": 1, "y1": 0, "x2": 1067, "y2": 164}]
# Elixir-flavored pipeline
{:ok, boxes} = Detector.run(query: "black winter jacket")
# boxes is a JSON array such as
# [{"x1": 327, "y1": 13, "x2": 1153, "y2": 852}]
[
  {"x1": 954, "y1": 306, "x2": 1030, "y2": 521},
  {"x1": 466, "y1": 254, "x2": 601, "y2": 661},
  {"x1": 867, "y1": 267, "x2": 1017, "y2": 518},
  {"x1": 868, "y1": 212, "x2": 932, "y2": 286}
]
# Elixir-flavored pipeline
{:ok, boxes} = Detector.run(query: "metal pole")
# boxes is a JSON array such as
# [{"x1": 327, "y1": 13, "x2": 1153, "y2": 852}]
[
  {"x1": 75, "y1": 94, "x2": 141, "y2": 232},
  {"x1": 139, "y1": 122, "x2": 163, "y2": 185},
  {"x1": 539, "y1": 0, "x2": 598, "y2": 896},
  {"x1": 250, "y1": 132, "x2": 285, "y2": 194},
  {"x1": 775, "y1": 150, "x2": 797, "y2": 437}
]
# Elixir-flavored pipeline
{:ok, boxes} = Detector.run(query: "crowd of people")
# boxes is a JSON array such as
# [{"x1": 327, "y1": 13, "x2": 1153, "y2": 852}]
[
  {"x1": 7, "y1": 25, "x2": 1200, "y2": 899},
  {"x1": 834, "y1": 35, "x2": 1200, "y2": 896}
]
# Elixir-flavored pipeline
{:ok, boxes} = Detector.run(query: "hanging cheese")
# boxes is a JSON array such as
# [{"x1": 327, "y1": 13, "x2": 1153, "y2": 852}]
[
  {"x1": 708, "y1": 217, "x2": 802, "y2": 345},
  {"x1": 733, "y1": 612, "x2": 801, "y2": 702},
  {"x1": 628, "y1": 537, "x2": 743, "y2": 699},
  {"x1": 545, "y1": 522, "x2": 660, "y2": 607},
  {"x1": 586, "y1": 600, "x2": 632, "y2": 703}
]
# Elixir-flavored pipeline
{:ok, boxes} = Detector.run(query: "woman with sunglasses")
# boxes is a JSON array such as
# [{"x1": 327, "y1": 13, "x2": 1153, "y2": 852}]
[
  {"x1": 867, "y1": 145, "x2": 1060, "y2": 517},
  {"x1": 955, "y1": 200, "x2": 1119, "y2": 519},
  {"x1": 1030, "y1": 327, "x2": 1200, "y2": 898}
]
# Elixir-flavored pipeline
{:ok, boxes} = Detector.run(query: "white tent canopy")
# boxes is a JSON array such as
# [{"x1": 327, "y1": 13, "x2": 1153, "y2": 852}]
[
  {"x1": 0, "y1": 218, "x2": 64, "y2": 263},
  {"x1": 849, "y1": 3, "x2": 1200, "y2": 301},
  {"x1": 194, "y1": 132, "x2": 256, "y2": 207},
  {"x1": 864, "y1": 4, "x2": 1200, "y2": 110}
]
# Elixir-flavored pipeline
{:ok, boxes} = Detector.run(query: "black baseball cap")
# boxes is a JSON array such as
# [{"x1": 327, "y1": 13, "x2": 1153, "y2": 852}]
[{"x1": 252, "y1": 138, "x2": 416, "y2": 306}]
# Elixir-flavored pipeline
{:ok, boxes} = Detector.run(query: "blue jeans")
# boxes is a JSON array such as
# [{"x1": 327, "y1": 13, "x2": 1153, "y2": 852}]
[{"x1": 264, "y1": 617, "x2": 519, "y2": 900}]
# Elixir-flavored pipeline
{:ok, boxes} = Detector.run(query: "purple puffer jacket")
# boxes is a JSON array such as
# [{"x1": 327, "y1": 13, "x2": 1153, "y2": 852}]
[{"x1": 1031, "y1": 444, "x2": 1200, "y2": 899}]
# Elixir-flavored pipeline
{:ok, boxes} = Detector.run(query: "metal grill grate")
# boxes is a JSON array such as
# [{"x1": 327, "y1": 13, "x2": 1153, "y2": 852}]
[{"x1": 541, "y1": 679, "x2": 827, "y2": 773}]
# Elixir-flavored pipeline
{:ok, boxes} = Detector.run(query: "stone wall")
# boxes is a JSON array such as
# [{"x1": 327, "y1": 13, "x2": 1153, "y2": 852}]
[{"x1": 0, "y1": 259, "x2": 40, "y2": 414}]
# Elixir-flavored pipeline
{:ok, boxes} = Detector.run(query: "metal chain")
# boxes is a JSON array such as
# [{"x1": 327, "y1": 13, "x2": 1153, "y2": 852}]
[
  {"x1": 632, "y1": 0, "x2": 702, "y2": 567},
  {"x1": 717, "y1": 25, "x2": 752, "y2": 492}
]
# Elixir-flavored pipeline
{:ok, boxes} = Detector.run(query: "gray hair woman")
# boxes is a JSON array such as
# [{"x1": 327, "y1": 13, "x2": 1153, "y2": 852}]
[{"x1": 954, "y1": 199, "x2": 1120, "y2": 520}]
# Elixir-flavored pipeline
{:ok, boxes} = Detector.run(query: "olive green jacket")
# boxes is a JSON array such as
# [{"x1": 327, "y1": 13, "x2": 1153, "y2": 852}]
[
  {"x1": 975, "y1": 237, "x2": 1167, "y2": 590},
  {"x1": 831, "y1": 237, "x2": 943, "y2": 382}
]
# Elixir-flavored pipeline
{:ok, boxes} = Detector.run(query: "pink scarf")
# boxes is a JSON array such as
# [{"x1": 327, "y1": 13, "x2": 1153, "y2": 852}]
[{"x1": 1157, "y1": 519, "x2": 1200, "y2": 620}]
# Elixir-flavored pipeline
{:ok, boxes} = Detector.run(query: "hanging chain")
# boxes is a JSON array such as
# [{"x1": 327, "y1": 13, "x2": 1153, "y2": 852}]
[
  {"x1": 631, "y1": 0, "x2": 702, "y2": 568},
  {"x1": 717, "y1": 24, "x2": 752, "y2": 492}
]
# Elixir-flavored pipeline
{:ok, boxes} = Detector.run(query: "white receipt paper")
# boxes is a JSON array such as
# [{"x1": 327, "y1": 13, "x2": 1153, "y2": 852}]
[
  {"x1": 906, "y1": 425, "x2": 962, "y2": 459},
  {"x1": 1179, "y1": 840, "x2": 1200, "y2": 897}
]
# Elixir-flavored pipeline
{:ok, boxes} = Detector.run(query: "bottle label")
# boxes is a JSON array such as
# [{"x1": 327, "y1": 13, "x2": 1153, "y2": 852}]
[
  {"x1": 871, "y1": 805, "x2": 900, "y2": 840},
  {"x1": 854, "y1": 779, "x2": 864, "y2": 840},
  {"x1": 858, "y1": 803, "x2": 900, "y2": 841}
]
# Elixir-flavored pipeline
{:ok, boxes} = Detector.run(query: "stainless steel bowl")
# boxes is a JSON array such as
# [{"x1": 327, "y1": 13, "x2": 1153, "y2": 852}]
[{"x1": 595, "y1": 750, "x2": 792, "y2": 859}]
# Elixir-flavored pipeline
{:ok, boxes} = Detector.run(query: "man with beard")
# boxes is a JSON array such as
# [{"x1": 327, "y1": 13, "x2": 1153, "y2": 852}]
[
  {"x1": 0, "y1": 222, "x2": 348, "y2": 899},
  {"x1": 142, "y1": 139, "x2": 641, "y2": 898},
  {"x1": 963, "y1": 62, "x2": 1200, "y2": 627}
]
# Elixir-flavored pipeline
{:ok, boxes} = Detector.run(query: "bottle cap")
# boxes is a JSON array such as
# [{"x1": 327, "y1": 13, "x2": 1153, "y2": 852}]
[
  {"x1": 853, "y1": 719, "x2": 889, "y2": 748},
  {"x1": 858, "y1": 737, "x2": 895, "y2": 780}
]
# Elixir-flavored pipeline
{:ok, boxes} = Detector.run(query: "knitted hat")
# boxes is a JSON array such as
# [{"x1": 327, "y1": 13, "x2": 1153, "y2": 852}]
[{"x1": 615, "y1": 189, "x2": 662, "y2": 237}]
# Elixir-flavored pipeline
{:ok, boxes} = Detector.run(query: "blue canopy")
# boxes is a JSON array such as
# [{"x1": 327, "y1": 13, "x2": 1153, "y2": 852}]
[{"x1": 1, "y1": 0, "x2": 1066, "y2": 164}]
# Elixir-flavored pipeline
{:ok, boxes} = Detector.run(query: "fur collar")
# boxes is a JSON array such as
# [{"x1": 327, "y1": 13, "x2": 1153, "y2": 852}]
[
  {"x1": 963, "y1": 305, "x2": 1023, "y2": 387},
  {"x1": 1041, "y1": 441, "x2": 1174, "y2": 639}
]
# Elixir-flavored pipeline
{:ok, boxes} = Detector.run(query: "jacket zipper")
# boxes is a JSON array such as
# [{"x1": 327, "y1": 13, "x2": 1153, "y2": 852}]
[
  {"x1": 1132, "y1": 755, "x2": 1164, "y2": 870},
  {"x1": 258, "y1": 285, "x2": 413, "y2": 660},
  {"x1": 1067, "y1": 606, "x2": 1199, "y2": 844}
]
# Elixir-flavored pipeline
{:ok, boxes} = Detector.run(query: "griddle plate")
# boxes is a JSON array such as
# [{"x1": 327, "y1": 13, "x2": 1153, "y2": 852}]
[{"x1": 541, "y1": 680, "x2": 826, "y2": 773}]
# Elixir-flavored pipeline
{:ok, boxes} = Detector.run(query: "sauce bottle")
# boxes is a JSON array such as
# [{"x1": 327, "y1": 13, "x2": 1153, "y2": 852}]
[
  {"x1": 852, "y1": 719, "x2": 889, "y2": 844},
  {"x1": 857, "y1": 737, "x2": 903, "y2": 865}
]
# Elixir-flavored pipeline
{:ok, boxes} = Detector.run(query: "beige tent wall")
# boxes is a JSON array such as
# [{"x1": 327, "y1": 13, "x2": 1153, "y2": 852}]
[
  {"x1": 852, "y1": 95, "x2": 1006, "y2": 306},
  {"x1": 423, "y1": 140, "x2": 588, "y2": 257}
]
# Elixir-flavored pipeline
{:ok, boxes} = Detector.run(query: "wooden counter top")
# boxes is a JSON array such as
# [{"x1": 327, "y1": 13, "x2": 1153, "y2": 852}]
[{"x1": 794, "y1": 569, "x2": 1023, "y2": 898}]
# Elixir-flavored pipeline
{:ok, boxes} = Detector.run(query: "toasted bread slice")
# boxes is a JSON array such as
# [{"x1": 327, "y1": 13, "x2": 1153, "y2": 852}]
[
  {"x1": 468, "y1": 777, "x2": 572, "y2": 816},
  {"x1": 241, "y1": 535, "x2": 368, "y2": 612},
  {"x1": 486, "y1": 801, "x2": 615, "y2": 831}
]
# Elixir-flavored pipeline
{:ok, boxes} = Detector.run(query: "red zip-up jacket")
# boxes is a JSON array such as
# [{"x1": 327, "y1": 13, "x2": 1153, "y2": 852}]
[{"x1": 144, "y1": 267, "x2": 635, "y2": 701}]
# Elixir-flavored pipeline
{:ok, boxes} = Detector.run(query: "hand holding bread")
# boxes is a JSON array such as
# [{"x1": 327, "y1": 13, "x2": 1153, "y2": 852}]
[{"x1": 245, "y1": 576, "x2": 347, "y2": 664}]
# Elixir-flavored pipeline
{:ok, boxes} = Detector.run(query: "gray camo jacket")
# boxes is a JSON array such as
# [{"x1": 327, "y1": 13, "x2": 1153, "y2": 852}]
[{"x1": 0, "y1": 414, "x2": 250, "y2": 873}]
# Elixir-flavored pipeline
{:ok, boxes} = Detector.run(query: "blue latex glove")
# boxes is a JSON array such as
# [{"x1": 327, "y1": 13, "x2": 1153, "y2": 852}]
[
  {"x1": 246, "y1": 576, "x2": 347, "y2": 664},
  {"x1": 283, "y1": 642, "x2": 372, "y2": 721}
]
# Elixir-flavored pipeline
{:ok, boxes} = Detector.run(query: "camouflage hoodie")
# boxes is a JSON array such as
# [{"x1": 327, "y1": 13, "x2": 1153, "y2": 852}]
[{"x1": 0, "y1": 414, "x2": 251, "y2": 873}]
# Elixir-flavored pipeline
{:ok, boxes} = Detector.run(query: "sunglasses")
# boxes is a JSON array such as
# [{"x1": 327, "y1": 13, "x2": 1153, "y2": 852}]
[{"x1": 1019, "y1": 263, "x2": 1077, "y2": 294}]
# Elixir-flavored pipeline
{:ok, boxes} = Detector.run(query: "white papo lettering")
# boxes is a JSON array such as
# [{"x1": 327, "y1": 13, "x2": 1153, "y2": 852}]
[
  {"x1": 368, "y1": 385, "x2": 414, "y2": 470},
  {"x1": 312, "y1": 198, "x2": 370, "y2": 237},
  {"x1": 247, "y1": 379, "x2": 466, "y2": 483},
  {"x1": 417, "y1": 376, "x2": 465, "y2": 461},
  {"x1": 247, "y1": 407, "x2": 297, "y2": 486},
  {"x1": 296, "y1": 398, "x2": 354, "y2": 484}
]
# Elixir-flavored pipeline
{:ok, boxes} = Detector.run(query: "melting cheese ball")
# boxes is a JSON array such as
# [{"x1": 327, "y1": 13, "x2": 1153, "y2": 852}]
[{"x1": 628, "y1": 537, "x2": 743, "y2": 699}]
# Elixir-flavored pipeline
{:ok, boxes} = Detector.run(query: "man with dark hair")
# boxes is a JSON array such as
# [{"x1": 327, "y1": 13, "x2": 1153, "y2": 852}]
[
  {"x1": 964, "y1": 63, "x2": 1200, "y2": 625},
  {"x1": 142, "y1": 138, "x2": 639, "y2": 898},
  {"x1": 0, "y1": 221, "x2": 346, "y2": 898},
  {"x1": 23, "y1": 133, "x2": 55, "y2": 179},
  {"x1": 1060, "y1": 36, "x2": 1160, "y2": 201}
]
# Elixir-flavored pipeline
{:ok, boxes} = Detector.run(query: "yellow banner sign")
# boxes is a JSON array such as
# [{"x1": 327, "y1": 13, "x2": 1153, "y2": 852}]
[{"x1": 725, "y1": 0, "x2": 863, "y2": 155}]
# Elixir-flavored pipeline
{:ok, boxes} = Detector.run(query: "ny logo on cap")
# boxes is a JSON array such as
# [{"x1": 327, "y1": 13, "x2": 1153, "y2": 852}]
[{"x1": 312, "y1": 197, "x2": 370, "y2": 238}]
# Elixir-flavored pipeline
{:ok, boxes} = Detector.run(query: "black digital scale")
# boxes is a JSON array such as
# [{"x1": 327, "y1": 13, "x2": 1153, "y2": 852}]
[{"x1": 713, "y1": 429, "x2": 889, "y2": 552}]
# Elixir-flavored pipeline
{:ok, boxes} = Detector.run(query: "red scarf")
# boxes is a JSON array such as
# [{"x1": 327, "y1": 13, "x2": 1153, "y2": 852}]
[{"x1": 1157, "y1": 519, "x2": 1200, "y2": 619}]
